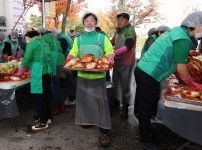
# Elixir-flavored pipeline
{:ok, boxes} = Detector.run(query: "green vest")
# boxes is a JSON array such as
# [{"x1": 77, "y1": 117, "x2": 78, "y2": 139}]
[
  {"x1": 77, "y1": 30, "x2": 106, "y2": 79},
  {"x1": 42, "y1": 33, "x2": 65, "y2": 75},
  {"x1": 59, "y1": 33, "x2": 73, "y2": 58},
  {"x1": 137, "y1": 27, "x2": 191, "y2": 82},
  {"x1": 0, "y1": 42, "x2": 5, "y2": 62},
  {"x1": 4, "y1": 38, "x2": 18, "y2": 56},
  {"x1": 141, "y1": 34, "x2": 158, "y2": 57}
]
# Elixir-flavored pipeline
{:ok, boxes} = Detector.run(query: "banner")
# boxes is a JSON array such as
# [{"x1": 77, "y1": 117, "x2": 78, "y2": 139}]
[{"x1": 10, "y1": 0, "x2": 25, "y2": 33}]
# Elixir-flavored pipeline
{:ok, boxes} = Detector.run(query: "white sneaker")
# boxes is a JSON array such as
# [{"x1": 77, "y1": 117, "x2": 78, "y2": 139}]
[
  {"x1": 65, "y1": 100, "x2": 75, "y2": 105},
  {"x1": 47, "y1": 119, "x2": 51, "y2": 124},
  {"x1": 32, "y1": 123, "x2": 48, "y2": 131}
]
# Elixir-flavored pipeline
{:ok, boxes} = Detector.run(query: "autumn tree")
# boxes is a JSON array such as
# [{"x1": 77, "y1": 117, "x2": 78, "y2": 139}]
[
  {"x1": 97, "y1": 6, "x2": 118, "y2": 36},
  {"x1": 37, "y1": 0, "x2": 86, "y2": 31},
  {"x1": 107, "y1": 0, "x2": 163, "y2": 28},
  {"x1": 24, "y1": 14, "x2": 42, "y2": 29}
]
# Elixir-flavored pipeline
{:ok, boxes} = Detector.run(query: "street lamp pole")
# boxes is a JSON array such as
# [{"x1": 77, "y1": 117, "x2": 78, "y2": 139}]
[{"x1": 42, "y1": 0, "x2": 46, "y2": 28}]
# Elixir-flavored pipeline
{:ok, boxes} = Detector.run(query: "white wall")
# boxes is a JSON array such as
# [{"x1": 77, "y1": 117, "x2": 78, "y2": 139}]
[{"x1": 0, "y1": 0, "x2": 25, "y2": 34}]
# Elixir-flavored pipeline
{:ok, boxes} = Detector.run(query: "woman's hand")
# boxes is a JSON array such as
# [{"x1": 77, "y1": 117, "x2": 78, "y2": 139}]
[{"x1": 13, "y1": 67, "x2": 25, "y2": 78}]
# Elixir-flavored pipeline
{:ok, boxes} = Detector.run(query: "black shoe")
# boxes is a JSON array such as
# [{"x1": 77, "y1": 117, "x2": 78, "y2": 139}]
[
  {"x1": 68, "y1": 96, "x2": 75, "y2": 102},
  {"x1": 81, "y1": 125, "x2": 93, "y2": 129},
  {"x1": 120, "y1": 103, "x2": 129, "y2": 119},
  {"x1": 141, "y1": 140, "x2": 160, "y2": 150},
  {"x1": 114, "y1": 99, "x2": 120, "y2": 108},
  {"x1": 99, "y1": 134, "x2": 110, "y2": 148}
]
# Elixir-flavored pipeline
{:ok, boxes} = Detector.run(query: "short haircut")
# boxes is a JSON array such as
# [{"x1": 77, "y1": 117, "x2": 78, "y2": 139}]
[
  {"x1": 25, "y1": 30, "x2": 39, "y2": 38},
  {"x1": 83, "y1": 13, "x2": 97, "y2": 23}
]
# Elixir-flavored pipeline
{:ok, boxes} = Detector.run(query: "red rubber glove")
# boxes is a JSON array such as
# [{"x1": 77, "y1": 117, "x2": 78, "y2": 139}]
[
  {"x1": 17, "y1": 51, "x2": 21, "y2": 59},
  {"x1": 182, "y1": 76, "x2": 202, "y2": 90},
  {"x1": 114, "y1": 46, "x2": 128, "y2": 56},
  {"x1": 66, "y1": 54, "x2": 74, "y2": 64},
  {"x1": 2, "y1": 54, "x2": 7, "y2": 60},
  {"x1": 108, "y1": 54, "x2": 114, "y2": 68},
  {"x1": 13, "y1": 67, "x2": 25, "y2": 78},
  {"x1": 11, "y1": 55, "x2": 16, "y2": 60}
]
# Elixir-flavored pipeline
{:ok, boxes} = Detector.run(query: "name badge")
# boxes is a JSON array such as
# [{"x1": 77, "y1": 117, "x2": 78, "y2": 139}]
[{"x1": 94, "y1": 41, "x2": 101, "y2": 45}]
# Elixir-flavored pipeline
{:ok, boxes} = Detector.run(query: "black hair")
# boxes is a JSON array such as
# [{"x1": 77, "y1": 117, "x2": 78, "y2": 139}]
[
  {"x1": 25, "y1": 30, "x2": 39, "y2": 38},
  {"x1": 181, "y1": 25, "x2": 195, "y2": 31},
  {"x1": 96, "y1": 27, "x2": 101, "y2": 31},
  {"x1": 83, "y1": 13, "x2": 97, "y2": 23},
  {"x1": 70, "y1": 30, "x2": 74, "y2": 32},
  {"x1": 8, "y1": 34, "x2": 11, "y2": 40}
]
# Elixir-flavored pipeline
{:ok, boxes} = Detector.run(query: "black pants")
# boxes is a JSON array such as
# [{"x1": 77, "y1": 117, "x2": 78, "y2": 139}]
[
  {"x1": 32, "y1": 74, "x2": 52, "y2": 124},
  {"x1": 62, "y1": 71, "x2": 77, "y2": 100},
  {"x1": 134, "y1": 67, "x2": 161, "y2": 142}
]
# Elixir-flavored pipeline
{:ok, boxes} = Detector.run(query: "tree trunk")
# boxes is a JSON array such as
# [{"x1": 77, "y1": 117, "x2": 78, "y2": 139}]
[{"x1": 61, "y1": 0, "x2": 71, "y2": 33}]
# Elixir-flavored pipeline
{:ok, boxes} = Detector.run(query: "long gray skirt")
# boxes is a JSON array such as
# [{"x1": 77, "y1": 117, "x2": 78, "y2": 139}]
[{"x1": 75, "y1": 77, "x2": 111, "y2": 129}]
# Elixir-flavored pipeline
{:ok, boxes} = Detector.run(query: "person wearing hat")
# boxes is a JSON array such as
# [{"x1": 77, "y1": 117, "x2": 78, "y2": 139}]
[
  {"x1": 51, "y1": 29, "x2": 76, "y2": 105},
  {"x1": 0, "y1": 32, "x2": 6, "y2": 62},
  {"x1": 39, "y1": 30, "x2": 66, "y2": 115},
  {"x1": 134, "y1": 11, "x2": 202, "y2": 149},
  {"x1": 51, "y1": 29, "x2": 73, "y2": 59},
  {"x1": 3, "y1": 31, "x2": 21, "y2": 61},
  {"x1": 66, "y1": 12, "x2": 114, "y2": 147},
  {"x1": 157, "y1": 25, "x2": 170, "y2": 36},
  {"x1": 111, "y1": 13, "x2": 136, "y2": 119},
  {"x1": 141, "y1": 26, "x2": 170, "y2": 57},
  {"x1": 14, "y1": 30, "x2": 52, "y2": 131},
  {"x1": 141, "y1": 27, "x2": 158, "y2": 57}
]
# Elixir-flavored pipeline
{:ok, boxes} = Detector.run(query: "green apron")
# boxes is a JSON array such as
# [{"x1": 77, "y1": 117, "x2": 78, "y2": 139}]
[
  {"x1": 0, "y1": 42, "x2": 5, "y2": 62},
  {"x1": 59, "y1": 33, "x2": 73, "y2": 58},
  {"x1": 77, "y1": 34, "x2": 105, "y2": 79},
  {"x1": 78, "y1": 34, "x2": 104, "y2": 58},
  {"x1": 4, "y1": 38, "x2": 18, "y2": 56},
  {"x1": 30, "y1": 41, "x2": 52, "y2": 94},
  {"x1": 50, "y1": 39, "x2": 57, "y2": 76}
]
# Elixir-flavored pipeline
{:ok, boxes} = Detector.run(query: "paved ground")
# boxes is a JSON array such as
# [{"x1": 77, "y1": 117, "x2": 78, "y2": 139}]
[{"x1": 0, "y1": 87, "x2": 202, "y2": 150}]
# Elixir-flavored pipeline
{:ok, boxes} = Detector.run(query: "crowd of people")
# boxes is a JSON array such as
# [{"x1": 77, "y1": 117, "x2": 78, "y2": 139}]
[{"x1": 1, "y1": 10, "x2": 202, "y2": 149}]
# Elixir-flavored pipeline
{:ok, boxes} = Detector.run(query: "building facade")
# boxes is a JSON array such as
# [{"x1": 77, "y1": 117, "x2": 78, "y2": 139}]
[{"x1": 0, "y1": 0, "x2": 25, "y2": 34}]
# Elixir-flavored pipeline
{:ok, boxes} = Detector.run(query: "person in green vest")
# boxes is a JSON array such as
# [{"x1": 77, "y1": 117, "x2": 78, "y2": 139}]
[
  {"x1": 141, "y1": 27, "x2": 158, "y2": 57},
  {"x1": 111, "y1": 13, "x2": 136, "y2": 120},
  {"x1": 3, "y1": 31, "x2": 21, "y2": 61},
  {"x1": 39, "y1": 29, "x2": 66, "y2": 115},
  {"x1": 134, "y1": 11, "x2": 202, "y2": 149},
  {"x1": 0, "y1": 32, "x2": 6, "y2": 62},
  {"x1": 141, "y1": 26, "x2": 170, "y2": 57},
  {"x1": 51, "y1": 29, "x2": 77, "y2": 106},
  {"x1": 66, "y1": 12, "x2": 114, "y2": 147},
  {"x1": 157, "y1": 25, "x2": 170, "y2": 36},
  {"x1": 18, "y1": 34, "x2": 26, "y2": 57},
  {"x1": 14, "y1": 30, "x2": 52, "y2": 131},
  {"x1": 51, "y1": 29, "x2": 73, "y2": 59}
]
